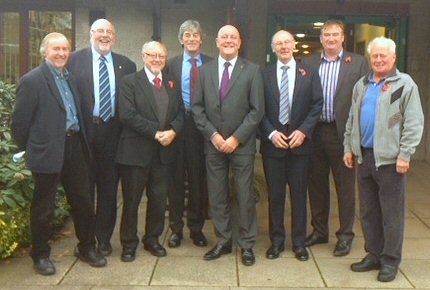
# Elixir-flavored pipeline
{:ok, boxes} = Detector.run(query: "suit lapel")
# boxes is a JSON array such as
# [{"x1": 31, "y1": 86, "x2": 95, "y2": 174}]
[
  {"x1": 336, "y1": 53, "x2": 349, "y2": 94},
  {"x1": 136, "y1": 70, "x2": 160, "y2": 121},
  {"x1": 227, "y1": 57, "x2": 245, "y2": 97},
  {"x1": 292, "y1": 64, "x2": 305, "y2": 105},
  {"x1": 268, "y1": 64, "x2": 279, "y2": 105},
  {"x1": 41, "y1": 64, "x2": 65, "y2": 111},
  {"x1": 83, "y1": 49, "x2": 95, "y2": 102}
]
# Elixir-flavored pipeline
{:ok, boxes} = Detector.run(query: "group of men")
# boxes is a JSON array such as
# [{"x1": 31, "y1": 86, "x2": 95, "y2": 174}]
[{"x1": 11, "y1": 17, "x2": 423, "y2": 284}]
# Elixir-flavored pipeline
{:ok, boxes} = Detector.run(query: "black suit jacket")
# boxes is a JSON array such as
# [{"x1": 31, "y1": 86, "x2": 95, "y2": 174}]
[
  {"x1": 192, "y1": 57, "x2": 264, "y2": 155},
  {"x1": 68, "y1": 48, "x2": 137, "y2": 143},
  {"x1": 11, "y1": 63, "x2": 89, "y2": 173},
  {"x1": 260, "y1": 61, "x2": 323, "y2": 157},
  {"x1": 115, "y1": 69, "x2": 184, "y2": 167},
  {"x1": 301, "y1": 51, "x2": 369, "y2": 140}
]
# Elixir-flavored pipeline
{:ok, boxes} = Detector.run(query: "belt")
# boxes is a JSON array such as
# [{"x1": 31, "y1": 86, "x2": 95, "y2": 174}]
[
  {"x1": 184, "y1": 110, "x2": 192, "y2": 116},
  {"x1": 93, "y1": 116, "x2": 112, "y2": 124},
  {"x1": 66, "y1": 130, "x2": 79, "y2": 137}
]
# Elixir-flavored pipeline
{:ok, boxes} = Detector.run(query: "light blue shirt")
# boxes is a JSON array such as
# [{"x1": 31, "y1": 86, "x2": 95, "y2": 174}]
[
  {"x1": 92, "y1": 48, "x2": 116, "y2": 118},
  {"x1": 360, "y1": 73, "x2": 383, "y2": 148},
  {"x1": 182, "y1": 52, "x2": 202, "y2": 111}
]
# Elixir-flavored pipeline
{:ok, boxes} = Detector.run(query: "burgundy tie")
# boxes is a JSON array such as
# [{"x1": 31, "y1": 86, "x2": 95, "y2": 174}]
[
  {"x1": 154, "y1": 77, "x2": 162, "y2": 89},
  {"x1": 190, "y1": 58, "x2": 199, "y2": 103},
  {"x1": 220, "y1": 61, "x2": 231, "y2": 101}
]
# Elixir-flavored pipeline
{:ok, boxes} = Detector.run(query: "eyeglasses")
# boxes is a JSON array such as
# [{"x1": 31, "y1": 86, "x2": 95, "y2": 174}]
[
  {"x1": 273, "y1": 40, "x2": 295, "y2": 47},
  {"x1": 92, "y1": 28, "x2": 115, "y2": 36},
  {"x1": 145, "y1": 53, "x2": 166, "y2": 60}
]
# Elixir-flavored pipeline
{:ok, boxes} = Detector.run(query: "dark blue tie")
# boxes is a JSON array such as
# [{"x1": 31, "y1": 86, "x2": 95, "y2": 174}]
[{"x1": 99, "y1": 56, "x2": 112, "y2": 122}]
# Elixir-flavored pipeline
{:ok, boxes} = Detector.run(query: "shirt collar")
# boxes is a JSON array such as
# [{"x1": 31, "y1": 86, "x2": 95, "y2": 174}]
[
  {"x1": 218, "y1": 55, "x2": 238, "y2": 68},
  {"x1": 144, "y1": 65, "x2": 162, "y2": 82},
  {"x1": 91, "y1": 46, "x2": 113, "y2": 63},
  {"x1": 321, "y1": 49, "x2": 344, "y2": 62},
  {"x1": 184, "y1": 51, "x2": 201, "y2": 63},
  {"x1": 45, "y1": 60, "x2": 69, "y2": 79},
  {"x1": 277, "y1": 58, "x2": 296, "y2": 70}
]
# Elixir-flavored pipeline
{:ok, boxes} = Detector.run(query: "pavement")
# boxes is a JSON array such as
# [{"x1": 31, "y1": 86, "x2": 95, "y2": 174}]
[{"x1": 1, "y1": 158, "x2": 430, "y2": 290}]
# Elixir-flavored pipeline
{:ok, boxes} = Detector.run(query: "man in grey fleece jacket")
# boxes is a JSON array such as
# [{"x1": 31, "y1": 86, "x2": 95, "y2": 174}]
[{"x1": 343, "y1": 36, "x2": 423, "y2": 283}]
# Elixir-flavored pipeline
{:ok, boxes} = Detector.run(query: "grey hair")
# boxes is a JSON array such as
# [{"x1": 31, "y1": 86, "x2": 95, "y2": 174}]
[
  {"x1": 178, "y1": 19, "x2": 202, "y2": 43},
  {"x1": 141, "y1": 41, "x2": 167, "y2": 54},
  {"x1": 367, "y1": 36, "x2": 396, "y2": 54},
  {"x1": 39, "y1": 32, "x2": 69, "y2": 57}
]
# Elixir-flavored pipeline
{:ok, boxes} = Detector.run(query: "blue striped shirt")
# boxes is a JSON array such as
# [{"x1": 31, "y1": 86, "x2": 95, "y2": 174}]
[{"x1": 319, "y1": 52, "x2": 342, "y2": 122}]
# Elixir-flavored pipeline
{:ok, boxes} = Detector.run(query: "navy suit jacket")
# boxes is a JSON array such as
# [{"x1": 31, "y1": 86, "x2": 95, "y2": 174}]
[
  {"x1": 11, "y1": 63, "x2": 90, "y2": 173},
  {"x1": 260, "y1": 61, "x2": 323, "y2": 157}
]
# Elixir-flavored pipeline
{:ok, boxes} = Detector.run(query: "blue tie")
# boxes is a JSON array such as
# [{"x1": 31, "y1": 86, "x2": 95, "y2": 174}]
[
  {"x1": 279, "y1": 65, "x2": 290, "y2": 125},
  {"x1": 99, "y1": 56, "x2": 112, "y2": 122}
]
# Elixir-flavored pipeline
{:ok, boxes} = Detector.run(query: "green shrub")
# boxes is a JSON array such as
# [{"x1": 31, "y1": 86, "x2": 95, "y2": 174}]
[{"x1": 0, "y1": 80, "x2": 70, "y2": 259}]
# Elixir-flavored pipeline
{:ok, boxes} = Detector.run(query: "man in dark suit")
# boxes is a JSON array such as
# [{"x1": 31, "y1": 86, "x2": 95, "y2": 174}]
[
  {"x1": 164, "y1": 19, "x2": 211, "y2": 248},
  {"x1": 116, "y1": 41, "x2": 184, "y2": 262},
  {"x1": 192, "y1": 25, "x2": 264, "y2": 266},
  {"x1": 260, "y1": 30, "x2": 323, "y2": 262},
  {"x1": 68, "y1": 19, "x2": 136, "y2": 256},
  {"x1": 11, "y1": 32, "x2": 106, "y2": 275},
  {"x1": 302, "y1": 19, "x2": 369, "y2": 256}
]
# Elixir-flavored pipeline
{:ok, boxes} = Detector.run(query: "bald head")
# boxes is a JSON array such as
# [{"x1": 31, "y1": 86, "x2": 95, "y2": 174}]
[
  {"x1": 216, "y1": 25, "x2": 241, "y2": 60},
  {"x1": 271, "y1": 30, "x2": 296, "y2": 64}
]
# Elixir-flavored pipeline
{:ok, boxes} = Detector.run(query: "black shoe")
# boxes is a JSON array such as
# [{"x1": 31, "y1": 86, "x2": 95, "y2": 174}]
[
  {"x1": 144, "y1": 242, "x2": 167, "y2": 257},
  {"x1": 293, "y1": 246, "x2": 309, "y2": 261},
  {"x1": 333, "y1": 240, "x2": 351, "y2": 256},
  {"x1": 98, "y1": 242, "x2": 113, "y2": 256},
  {"x1": 377, "y1": 264, "x2": 398, "y2": 282},
  {"x1": 304, "y1": 232, "x2": 328, "y2": 247},
  {"x1": 121, "y1": 247, "x2": 136, "y2": 262},
  {"x1": 168, "y1": 232, "x2": 183, "y2": 248},
  {"x1": 241, "y1": 248, "x2": 255, "y2": 266},
  {"x1": 203, "y1": 244, "x2": 232, "y2": 261},
  {"x1": 351, "y1": 256, "x2": 381, "y2": 272},
  {"x1": 33, "y1": 257, "x2": 56, "y2": 275},
  {"x1": 265, "y1": 245, "x2": 284, "y2": 259},
  {"x1": 75, "y1": 248, "x2": 107, "y2": 267},
  {"x1": 190, "y1": 231, "x2": 208, "y2": 247}
]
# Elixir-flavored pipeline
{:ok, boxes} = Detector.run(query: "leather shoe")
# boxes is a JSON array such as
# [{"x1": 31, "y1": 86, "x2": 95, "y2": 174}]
[
  {"x1": 241, "y1": 248, "x2": 255, "y2": 266},
  {"x1": 203, "y1": 244, "x2": 232, "y2": 260},
  {"x1": 377, "y1": 264, "x2": 398, "y2": 282},
  {"x1": 75, "y1": 248, "x2": 107, "y2": 267},
  {"x1": 190, "y1": 231, "x2": 208, "y2": 247},
  {"x1": 144, "y1": 242, "x2": 167, "y2": 257},
  {"x1": 351, "y1": 256, "x2": 381, "y2": 272},
  {"x1": 121, "y1": 247, "x2": 136, "y2": 262},
  {"x1": 333, "y1": 240, "x2": 351, "y2": 256},
  {"x1": 293, "y1": 246, "x2": 309, "y2": 261},
  {"x1": 98, "y1": 242, "x2": 113, "y2": 256},
  {"x1": 265, "y1": 245, "x2": 284, "y2": 259},
  {"x1": 168, "y1": 232, "x2": 183, "y2": 248},
  {"x1": 33, "y1": 257, "x2": 56, "y2": 275},
  {"x1": 304, "y1": 232, "x2": 328, "y2": 247}
]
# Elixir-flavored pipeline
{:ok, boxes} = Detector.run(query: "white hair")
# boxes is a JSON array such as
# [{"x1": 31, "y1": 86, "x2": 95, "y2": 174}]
[{"x1": 367, "y1": 36, "x2": 396, "y2": 55}]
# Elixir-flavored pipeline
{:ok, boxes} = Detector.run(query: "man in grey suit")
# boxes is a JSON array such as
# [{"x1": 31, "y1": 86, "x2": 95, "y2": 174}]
[
  {"x1": 302, "y1": 19, "x2": 369, "y2": 256},
  {"x1": 164, "y1": 20, "x2": 211, "y2": 248},
  {"x1": 192, "y1": 24, "x2": 264, "y2": 266}
]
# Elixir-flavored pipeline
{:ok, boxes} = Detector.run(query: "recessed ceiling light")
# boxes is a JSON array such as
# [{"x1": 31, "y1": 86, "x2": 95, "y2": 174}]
[
  {"x1": 296, "y1": 33, "x2": 305, "y2": 38},
  {"x1": 301, "y1": 44, "x2": 309, "y2": 48},
  {"x1": 303, "y1": 51, "x2": 310, "y2": 54},
  {"x1": 314, "y1": 22, "x2": 324, "y2": 26}
]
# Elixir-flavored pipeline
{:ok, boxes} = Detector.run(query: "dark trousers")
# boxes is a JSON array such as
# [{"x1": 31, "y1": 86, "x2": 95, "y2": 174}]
[
  {"x1": 205, "y1": 152, "x2": 257, "y2": 249},
  {"x1": 309, "y1": 122, "x2": 356, "y2": 241},
  {"x1": 91, "y1": 119, "x2": 120, "y2": 244},
  {"x1": 358, "y1": 149, "x2": 405, "y2": 268},
  {"x1": 168, "y1": 114, "x2": 208, "y2": 234},
  {"x1": 119, "y1": 157, "x2": 171, "y2": 249},
  {"x1": 30, "y1": 133, "x2": 95, "y2": 260},
  {"x1": 263, "y1": 152, "x2": 311, "y2": 248}
]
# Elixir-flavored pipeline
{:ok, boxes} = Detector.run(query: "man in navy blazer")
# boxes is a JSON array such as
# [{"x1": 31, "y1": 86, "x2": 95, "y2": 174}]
[
  {"x1": 260, "y1": 30, "x2": 323, "y2": 262},
  {"x1": 192, "y1": 25, "x2": 264, "y2": 266},
  {"x1": 68, "y1": 19, "x2": 136, "y2": 256},
  {"x1": 11, "y1": 32, "x2": 106, "y2": 275},
  {"x1": 302, "y1": 19, "x2": 369, "y2": 256},
  {"x1": 164, "y1": 19, "x2": 212, "y2": 249},
  {"x1": 115, "y1": 41, "x2": 184, "y2": 262}
]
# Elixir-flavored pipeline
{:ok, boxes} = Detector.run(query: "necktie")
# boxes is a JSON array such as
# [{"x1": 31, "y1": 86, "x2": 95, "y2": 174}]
[
  {"x1": 190, "y1": 58, "x2": 199, "y2": 103},
  {"x1": 220, "y1": 61, "x2": 231, "y2": 101},
  {"x1": 99, "y1": 56, "x2": 112, "y2": 122},
  {"x1": 279, "y1": 65, "x2": 290, "y2": 125},
  {"x1": 154, "y1": 77, "x2": 162, "y2": 89}
]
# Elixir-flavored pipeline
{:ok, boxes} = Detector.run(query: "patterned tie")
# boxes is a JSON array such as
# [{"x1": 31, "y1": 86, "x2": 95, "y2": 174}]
[
  {"x1": 99, "y1": 56, "x2": 112, "y2": 122},
  {"x1": 220, "y1": 61, "x2": 231, "y2": 101},
  {"x1": 190, "y1": 58, "x2": 199, "y2": 103},
  {"x1": 279, "y1": 65, "x2": 290, "y2": 125},
  {"x1": 154, "y1": 77, "x2": 162, "y2": 89}
]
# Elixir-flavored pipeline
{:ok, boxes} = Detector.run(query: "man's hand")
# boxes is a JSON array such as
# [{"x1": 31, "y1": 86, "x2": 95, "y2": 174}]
[
  {"x1": 287, "y1": 130, "x2": 306, "y2": 149},
  {"x1": 211, "y1": 133, "x2": 226, "y2": 152},
  {"x1": 220, "y1": 136, "x2": 239, "y2": 154},
  {"x1": 396, "y1": 158, "x2": 410, "y2": 174},
  {"x1": 271, "y1": 131, "x2": 289, "y2": 149},
  {"x1": 343, "y1": 152, "x2": 355, "y2": 168},
  {"x1": 157, "y1": 129, "x2": 176, "y2": 146}
]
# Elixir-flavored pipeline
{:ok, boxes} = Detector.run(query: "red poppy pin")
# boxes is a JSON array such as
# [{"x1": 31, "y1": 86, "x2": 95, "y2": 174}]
[
  {"x1": 168, "y1": 80, "x2": 175, "y2": 89},
  {"x1": 345, "y1": 56, "x2": 352, "y2": 64},
  {"x1": 382, "y1": 83, "x2": 390, "y2": 92},
  {"x1": 299, "y1": 68, "x2": 307, "y2": 77}
]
